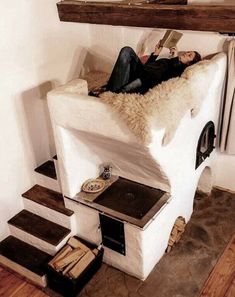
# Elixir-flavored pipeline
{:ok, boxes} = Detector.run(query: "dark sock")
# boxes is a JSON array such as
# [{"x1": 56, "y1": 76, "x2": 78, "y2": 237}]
[{"x1": 88, "y1": 85, "x2": 108, "y2": 97}]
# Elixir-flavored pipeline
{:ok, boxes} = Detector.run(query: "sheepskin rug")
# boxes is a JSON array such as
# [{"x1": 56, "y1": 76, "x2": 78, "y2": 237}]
[{"x1": 99, "y1": 55, "x2": 220, "y2": 146}]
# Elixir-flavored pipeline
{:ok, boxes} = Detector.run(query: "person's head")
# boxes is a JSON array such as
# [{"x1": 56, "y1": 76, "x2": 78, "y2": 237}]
[{"x1": 178, "y1": 51, "x2": 202, "y2": 66}]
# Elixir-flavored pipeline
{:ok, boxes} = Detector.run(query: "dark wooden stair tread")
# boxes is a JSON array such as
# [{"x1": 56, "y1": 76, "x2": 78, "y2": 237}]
[
  {"x1": 8, "y1": 210, "x2": 71, "y2": 246},
  {"x1": 0, "y1": 236, "x2": 52, "y2": 276},
  {"x1": 35, "y1": 160, "x2": 57, "y2": 180},
  {"x1": 22, "y1": 184, "x2": 73, "y2": 216}
]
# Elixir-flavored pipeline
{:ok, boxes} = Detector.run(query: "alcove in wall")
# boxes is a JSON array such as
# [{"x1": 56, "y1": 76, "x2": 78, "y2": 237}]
[{"x1": 197, "y1": 166, "x2": 213, "y2": 195}]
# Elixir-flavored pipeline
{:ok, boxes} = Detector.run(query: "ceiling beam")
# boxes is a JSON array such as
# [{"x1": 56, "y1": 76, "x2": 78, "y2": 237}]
[{"x1": 57, "y1": 1, "x2": 235, "y2": 33}]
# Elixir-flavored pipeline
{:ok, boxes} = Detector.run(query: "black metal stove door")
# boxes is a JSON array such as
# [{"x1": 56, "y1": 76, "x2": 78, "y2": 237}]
[{"x1": 99, "y1": 214, "x2": 125, "y2": 255}]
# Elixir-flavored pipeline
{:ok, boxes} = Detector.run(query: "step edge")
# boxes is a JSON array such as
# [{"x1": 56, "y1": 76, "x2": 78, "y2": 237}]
[
  {"x1": 23, "y1": 184, "x2": 62, "y2": 197},
  {"x1": 8, "y1": 221, "x2": 71, "y2": 247},
  {"x1": 9, "y1": 225, "x2": 72, "y2": 256},
  {"x1": 0, "y1": 235, "x2": 51, "y2": 261},
  {"x1": 22, "y1": 194, "x2": 74, "y2": 217},
  {"x1": 23, "y1": 199, "x2": 74, "y2": 229},
  {"x1": 0, "y1": 255, "x2": 47, "y2": 287},
  {"x1": 8, "y1": 210, "x2": 71, "y2": 246}
]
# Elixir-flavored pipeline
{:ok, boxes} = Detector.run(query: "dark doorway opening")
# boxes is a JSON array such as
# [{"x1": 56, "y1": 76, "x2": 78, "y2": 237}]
[{"x1": 196, "y1": 121, "x2": 216, "y2": 169}]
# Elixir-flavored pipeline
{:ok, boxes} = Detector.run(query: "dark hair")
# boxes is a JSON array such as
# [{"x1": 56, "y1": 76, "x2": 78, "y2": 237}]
[{"x1": 188, "y1": 51, "x2": 202, "y2": 66}]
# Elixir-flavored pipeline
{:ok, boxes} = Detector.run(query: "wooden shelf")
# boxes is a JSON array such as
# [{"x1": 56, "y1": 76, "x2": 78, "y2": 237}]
[{"x1": 57, "y1": 1, "x2": 235, "y2": 33}]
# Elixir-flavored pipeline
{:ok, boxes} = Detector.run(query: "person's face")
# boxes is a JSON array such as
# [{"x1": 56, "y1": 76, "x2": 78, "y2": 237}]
[{"x1": 178, "y1": 51, "x2": 196, "y2": 65}]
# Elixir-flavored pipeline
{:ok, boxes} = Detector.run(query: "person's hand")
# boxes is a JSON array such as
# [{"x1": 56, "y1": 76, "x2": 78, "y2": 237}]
[
  {"x1": 169, "y1": 47, "x2": 178, "y2": 58},
  {"x1": 154, "y1": 41, "x2": 163, "y2": 56}
]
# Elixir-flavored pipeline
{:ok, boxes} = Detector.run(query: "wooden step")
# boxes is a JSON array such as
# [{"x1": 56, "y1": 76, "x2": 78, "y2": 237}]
[
  {"x1": 8, "y1": 210, "x2": 71, "y2": 247},
  {"x1": 35, "y1": 160, "x2": 57, "y2": 180},
  {"x1": 0, "y1": 236, "x2": 52, "y2": 287},
  {"x1": 22, "y1": 185, "x2": 73, "y2": 216}
]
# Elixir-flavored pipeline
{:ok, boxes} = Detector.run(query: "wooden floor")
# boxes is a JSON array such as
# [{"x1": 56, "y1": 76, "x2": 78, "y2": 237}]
[
  {"x1": 199, "y1": 234, "x2": 235, "y2": 297},
  {"x1": 0, "y1": 266, "x2": 48, "y2": 296}
]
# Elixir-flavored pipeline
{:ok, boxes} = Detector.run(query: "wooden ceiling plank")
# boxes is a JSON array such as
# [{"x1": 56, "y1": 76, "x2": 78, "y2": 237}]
[{"x1": 57, "y1": 2, "x2": 235, "y2": 33}]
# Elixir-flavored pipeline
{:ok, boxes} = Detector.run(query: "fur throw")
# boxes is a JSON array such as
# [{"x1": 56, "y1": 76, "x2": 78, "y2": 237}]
[{"x1": 99, "y1": 57, "x2": 219, "y2": 146}]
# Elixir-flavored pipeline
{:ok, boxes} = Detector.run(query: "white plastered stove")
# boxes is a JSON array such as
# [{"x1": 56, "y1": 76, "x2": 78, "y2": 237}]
[{"x1": 47, "y1": 53, "x2": 226, "y2": 280}]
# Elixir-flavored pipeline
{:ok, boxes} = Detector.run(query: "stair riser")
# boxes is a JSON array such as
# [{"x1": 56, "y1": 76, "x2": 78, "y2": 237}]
[
  {"x1": 34, "y1": 172, "x2": 60, "y2": 193},
  {"x1": 23, "y1": 198, "x2": 76, "y2": 231},
  {"x1": 0, "y1": 255, "x2": 47, "y2": 287},
  {"x1": 9, "y1": 225, "x2": 73, "y2": 256},
  {"x1": 54, "y1": 159, "x2": 62, "y2": 191}
]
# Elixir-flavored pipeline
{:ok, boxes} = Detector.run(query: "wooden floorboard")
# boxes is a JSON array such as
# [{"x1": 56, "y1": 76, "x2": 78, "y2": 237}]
[
  {"x1": 10, "y1": 283, "x2": 38, "y2": 297},
  {"x1": 199, "y1": 234, "x2": 235, "y2": 297},
  {"x1": 0, "y1": 269, "x2": 25, "y2": 296},
  {"x1": 224, "y1": 279, "x2": 235, "y2": 297},
  {"x1": 0, "y1": 266, "x2": 49, "y2": 297}
]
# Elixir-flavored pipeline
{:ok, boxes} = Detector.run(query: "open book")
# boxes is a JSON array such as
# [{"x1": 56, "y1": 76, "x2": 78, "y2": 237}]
[{"x1": 160, "y1": 30, "x2": 183, "y2": 49}]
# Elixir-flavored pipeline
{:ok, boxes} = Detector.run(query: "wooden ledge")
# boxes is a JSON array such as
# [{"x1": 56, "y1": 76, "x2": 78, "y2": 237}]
[{"x1": 57, "y1": 1, "x2": 235, "y2": 33}]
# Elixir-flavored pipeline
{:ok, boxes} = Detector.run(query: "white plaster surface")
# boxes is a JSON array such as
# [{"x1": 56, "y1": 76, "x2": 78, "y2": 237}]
[
  {"x1": 197, "y1": 167, "x2": 213, "y2": 194},
  {"x1": 34, "y1": 172, "x2": 61, "y2": 193},
  {"x1": 64, "y1": 198, "x2": 102, "y2": 245},
  {"x1": 214, "y1": 154, "x2": 235, "y2": 191},
  {"x1": 9, "y1": 225, "x2": 72, "y2": 256},
  {"x1": 49, "y1": 53, "x2": 226, "y2": 279},
  {"x1": 48, "y1": 82, "x2": 170, "y2": 198},
  {"x1": 23, "y1": 198, "x2": 76, "y2": 230}
]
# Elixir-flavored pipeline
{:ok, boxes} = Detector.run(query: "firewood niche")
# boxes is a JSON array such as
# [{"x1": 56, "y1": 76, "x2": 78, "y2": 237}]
[{"x1": 57, "y1": 1, "x2": 235, "y2": 33}]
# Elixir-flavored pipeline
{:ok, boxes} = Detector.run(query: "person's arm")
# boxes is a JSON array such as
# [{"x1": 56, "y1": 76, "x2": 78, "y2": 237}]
[{"x1": 146, "y1": 42, "x2": 163, "y2": 64}]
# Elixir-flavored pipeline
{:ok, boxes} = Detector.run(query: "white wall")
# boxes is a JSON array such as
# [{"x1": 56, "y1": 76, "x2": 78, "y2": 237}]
[
  {"x1": 214, "y1": 155, "x2": 235, "y2": 191},
  {"x1": 0, "y1": 0, "x2": 90, "y2": 240}
]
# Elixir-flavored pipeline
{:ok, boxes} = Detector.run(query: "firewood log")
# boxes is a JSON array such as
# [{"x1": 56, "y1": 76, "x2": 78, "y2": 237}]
[
  {"x1": 48, "y1": 245, "x2": 72, "y2": 270},
  {"x1": 62, "y1": 258, "x2": 81, "y2": 275},
  {"x1": 54, "y1": 249, "x2": 85, "y2": 270},
  {"x1": 68, "y1": 251, "x2": 95, "y2": 279},
  {"x1": 67, "y1": 237, "x2": 90, "y2": 252}
]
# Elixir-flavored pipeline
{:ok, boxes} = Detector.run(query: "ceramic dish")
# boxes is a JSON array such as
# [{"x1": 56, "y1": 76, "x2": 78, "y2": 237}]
[{"x1": 82, "y1": 179, "x2": 106, "y2": 193}]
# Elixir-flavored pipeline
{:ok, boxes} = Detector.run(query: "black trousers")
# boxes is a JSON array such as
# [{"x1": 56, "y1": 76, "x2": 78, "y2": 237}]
[{"x1": 107, "y1": 47, "x2": 143, "y2": 93}]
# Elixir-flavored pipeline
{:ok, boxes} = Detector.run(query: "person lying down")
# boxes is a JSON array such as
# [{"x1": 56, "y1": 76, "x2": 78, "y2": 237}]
[{"x1": 89, "y1": 42, "x2": 201, "y2": 97}]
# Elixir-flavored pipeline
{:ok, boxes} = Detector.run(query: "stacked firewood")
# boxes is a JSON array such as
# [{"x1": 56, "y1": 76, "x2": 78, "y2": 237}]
[
  {"x1": 49, "y1": 237, "x2": 99, "y2": 279},
  {"x1": 166, "y1": 216, "x2": 186, "y2": 253}
]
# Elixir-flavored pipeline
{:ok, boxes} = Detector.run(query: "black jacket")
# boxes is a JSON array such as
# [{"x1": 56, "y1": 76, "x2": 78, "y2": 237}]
[{"x1": 139, "y1": 54, "x2": 186, "y2": 94}]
